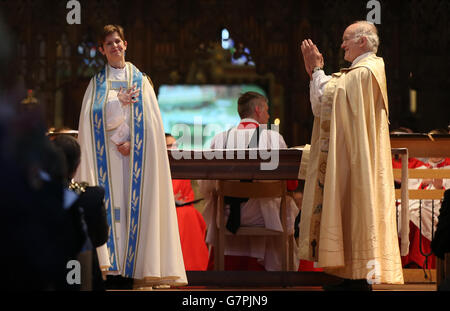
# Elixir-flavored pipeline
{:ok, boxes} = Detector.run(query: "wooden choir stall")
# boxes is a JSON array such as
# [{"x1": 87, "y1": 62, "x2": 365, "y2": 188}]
[{"x1": 391, "y1": 133, "x2": 450, "y2": 288}]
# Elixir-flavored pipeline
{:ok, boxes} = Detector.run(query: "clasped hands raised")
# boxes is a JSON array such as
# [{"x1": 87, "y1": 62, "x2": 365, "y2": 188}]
[{"x1": 300, "y1": 39, "x2": 324, "y2": 79}]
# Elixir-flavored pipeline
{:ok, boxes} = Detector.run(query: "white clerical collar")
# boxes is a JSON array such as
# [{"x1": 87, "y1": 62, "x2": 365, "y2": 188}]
[
  {"x1": 108, "y1": 64, "x2": 127, "y2": 80},
  {"x1": 351, "y1": 52, "x2": 374, "y2": 67},
  {"x1": 108, "y1": 64, "x2": 126, "y2": 72}
]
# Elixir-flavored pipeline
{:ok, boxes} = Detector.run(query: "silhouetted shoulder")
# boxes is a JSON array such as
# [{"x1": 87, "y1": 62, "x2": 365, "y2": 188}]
[{"x1": 75, "y1": 185, "x2": 108, "y2": 247}]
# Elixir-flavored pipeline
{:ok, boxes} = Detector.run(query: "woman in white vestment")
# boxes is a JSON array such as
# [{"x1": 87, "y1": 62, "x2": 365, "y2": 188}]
[{"x1": 75, "y1": 25, "x2": 186, "y2": 287}]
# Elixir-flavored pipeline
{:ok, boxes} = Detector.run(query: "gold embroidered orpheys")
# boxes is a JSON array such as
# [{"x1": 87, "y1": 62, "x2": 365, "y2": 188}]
[{"x1": 308, "y1": 75, "x2": 338, "y2": 261}]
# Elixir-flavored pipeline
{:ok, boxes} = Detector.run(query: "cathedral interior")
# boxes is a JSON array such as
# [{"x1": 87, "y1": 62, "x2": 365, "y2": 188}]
[
  {"x1": 1, "y1": 0, "x2": 449, "y2": 147},
  {"x1": 1, "y1": 0, "x2": 450, "y2": 294}
]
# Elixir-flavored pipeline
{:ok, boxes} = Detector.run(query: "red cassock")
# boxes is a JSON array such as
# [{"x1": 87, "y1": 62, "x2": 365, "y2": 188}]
[
  {"x1": 391, "y1": 157, "x2": 428, "y2": 170},
  {"x1": 392, "y1": 157, "x2": 431, "y2": 268},
  {"x1": 402, "y1": 222, "x2": 436, "y2": 269},
  {"x1": 172, "y1": 179, "x2": 209, "y2": 271}
]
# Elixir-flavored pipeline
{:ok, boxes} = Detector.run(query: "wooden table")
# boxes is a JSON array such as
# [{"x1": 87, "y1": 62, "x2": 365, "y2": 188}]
[
  {"x1": 168, "y1": 148, "x2": 408, "y2": 179},
  {"x1": 168, "y1": 149, "x2": 303, "y2": 180}
]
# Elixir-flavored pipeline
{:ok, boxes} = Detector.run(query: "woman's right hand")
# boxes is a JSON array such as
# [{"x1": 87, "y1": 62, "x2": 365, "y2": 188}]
[{"x1": 117, "y1": 85, "x2": 140, "y2": 106}]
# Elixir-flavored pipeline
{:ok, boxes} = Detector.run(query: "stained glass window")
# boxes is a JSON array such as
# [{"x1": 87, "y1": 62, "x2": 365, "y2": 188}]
[
  {"x1": 76, "y1": 35, "x2": 105, "y2": 77},
  {"x1": 221, "y1": 28, "x2": 255, "y2": 66},
  {"x1": 56, "y1": 33, "x2": 71, "y2": 82}
]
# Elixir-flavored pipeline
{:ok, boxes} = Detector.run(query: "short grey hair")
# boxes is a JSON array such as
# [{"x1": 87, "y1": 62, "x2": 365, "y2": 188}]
[{"x1": 352, "y1": 21, "x2": 379, "y2": 53}]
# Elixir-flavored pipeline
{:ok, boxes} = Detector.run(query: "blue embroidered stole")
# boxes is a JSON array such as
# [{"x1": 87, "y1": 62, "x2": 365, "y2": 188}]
[{"x1": 91, "y1": 63, "x2": 145, "y2": 277}]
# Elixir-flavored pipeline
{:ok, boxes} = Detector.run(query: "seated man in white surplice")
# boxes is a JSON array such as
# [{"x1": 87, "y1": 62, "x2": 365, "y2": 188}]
[{"x1": 198, "y1": 91, "x2": 300, "y2": 271}]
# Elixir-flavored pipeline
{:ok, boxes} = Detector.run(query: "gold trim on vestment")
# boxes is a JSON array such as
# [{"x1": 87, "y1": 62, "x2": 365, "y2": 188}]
[
  {"x1": 308, "y1": 76, "x2": 338, "y2": 261},
  {"x1": 133, "y1": 276, "x2": 188, "y2": 288}
]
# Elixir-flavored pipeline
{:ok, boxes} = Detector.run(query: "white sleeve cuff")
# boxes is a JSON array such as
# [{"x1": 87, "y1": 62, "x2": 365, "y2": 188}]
[{"x1": 312, "y1": 69, "x2": 325, "y2": 79}]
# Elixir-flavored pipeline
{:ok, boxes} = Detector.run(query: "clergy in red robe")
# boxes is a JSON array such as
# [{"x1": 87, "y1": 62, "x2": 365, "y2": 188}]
[{"x1": 401, "y1": 157, "x2": 450, "y2": 269}]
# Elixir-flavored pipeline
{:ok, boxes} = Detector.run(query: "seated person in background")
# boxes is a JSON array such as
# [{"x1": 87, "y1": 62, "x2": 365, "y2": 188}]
[
  {"x1": 52, "y1": 134, "x2": 109, "y2": 290},
  {"x1": 394, "y1": 128, "x2": 450, "y2": 269},
  {"x1": 198, "y1": 91, "x2": 300, "y2": 271},
  {"x1": 391, "y1": 154, "x2": 429, "y2": 268},
  {"x1": 390, "y1": 127, "x2": 428, "y2": 267},
  {"x1": 392, "y1": 156, "x2": 429, "y2": 189},
  {"x1": 166, "y1": 134, "x2": 209, "y2": 271},
  {"x1": 407, "y1": 154, "x2": 450, "y2": 269}
]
